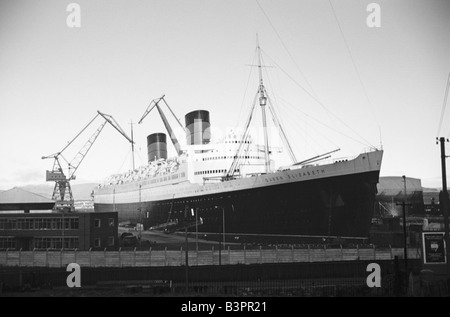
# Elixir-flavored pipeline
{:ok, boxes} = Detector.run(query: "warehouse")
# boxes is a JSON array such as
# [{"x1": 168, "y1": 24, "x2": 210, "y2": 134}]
[{"x1": 0, "y1": 187, "x2": 118, "y2": 251}]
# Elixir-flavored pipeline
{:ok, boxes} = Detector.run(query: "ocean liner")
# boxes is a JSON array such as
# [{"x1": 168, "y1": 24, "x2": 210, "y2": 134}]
[{"x1": 93, "y1": 45, "x2": 383, "y2": 239}]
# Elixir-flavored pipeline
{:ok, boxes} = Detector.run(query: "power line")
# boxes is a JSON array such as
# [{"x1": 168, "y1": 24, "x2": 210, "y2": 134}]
[
  {"x1": 236, "y1": 51, "x2": 258, "y2": 128},
  {"x1": 278, "y1": 95, "x2": 369, "y2": 148},
  {"x1": 261, "y1": 49, "x2": 375, "y2": 148},
  {"x1": 437, "y1": 72, "x2": 450, "y2": 137},
  {"x1": 328, "y1": 0, "x2": 380, "y2": 128},
  {"x1": 255, "y1": 0, "x2": 317, "y2": 98}
]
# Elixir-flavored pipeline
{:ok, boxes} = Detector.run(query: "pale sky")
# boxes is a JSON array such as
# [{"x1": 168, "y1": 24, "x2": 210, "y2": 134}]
[{"x1": 0, "y1": 0, "x2": 449, "y2": 190}]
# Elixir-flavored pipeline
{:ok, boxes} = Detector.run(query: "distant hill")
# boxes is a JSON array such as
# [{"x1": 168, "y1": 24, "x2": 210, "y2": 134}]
[
  {"x1": 18, "y1": 183, "x2": 97, "y2": 201},
  {"x1": 422, "y1": 187, "x2": 440, "y2": 192}
]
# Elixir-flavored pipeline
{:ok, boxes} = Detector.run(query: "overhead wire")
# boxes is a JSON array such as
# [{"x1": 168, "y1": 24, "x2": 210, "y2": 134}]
[
  {"x1": 116, "y1": 148, "x2": 131, "y2": 174},
  {"x1": 261, "y1": 49, "x2": 376, "y2": 148},
  {"x1": 437, "y1": 72, "x2": 450, "y2": 137},
  {"x1": 328, "y1": 0, "x2": 380, "y2": 129},
  {"x1": 278, "y1": 95, "x2": 367, "y2": 148},
  {"x1": 236, "y1": 50, "x2": 258, "y2": 128},
  {"x1": 256, "y1": 0, "x2": 378, "y2": 149},
  {"x1": 255, "y1": 0, "x2": 318, "y2": 98}
]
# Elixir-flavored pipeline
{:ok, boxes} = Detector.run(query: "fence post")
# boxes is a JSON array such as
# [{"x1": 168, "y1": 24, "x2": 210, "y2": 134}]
[
  {"x1": 89, "y1": 248, "x2": 92, "y2": 267},
  {"x1": 291, "y1": 245, "x2": 294, "y2": 263},
  {"x1": 340, "y1": 244, "x2": 344, "y2": 261},
  {"x1": 275, "y1": 245, "x2": 278, "y2": 263},
  {"x1": 356, "y1": 244, "x2": 360, "y2": 260},
  {"x1": 119, "y1": 247, "x2": 122, "y2": 267},
  {"x1": 180, "y1": 247, "x2": 183, "y2": 266},
  {"x1": 165, "y1": 247, "x2": 167, "y2": 266},
  {"x1": 389, "y1": 244, "x2": 393, "y2": 260},
  {"x1": 324, "y1": 244, "x2": 327, "y2": 261},
  {"x1": 211, "y1": 246, "x2": 214, "y2": 265},
  {"x1": 19, "y1": 248, "x2": 22, "y2": 267},
  {"x1": 244, "y1": 245, "x2": 246, "y2": 264},
  {"x1": 308, "y1": 244, "x2": 311, "y2": 262},
  {"x1": 149, "y1": 247, "x2": 152, "y2": 267},
  {"x1": 260, "y1": 245, "x2": 263, "y2": 264},
  {"x1": 197, "y1": 246, "x2": 200, "y2": 266}
]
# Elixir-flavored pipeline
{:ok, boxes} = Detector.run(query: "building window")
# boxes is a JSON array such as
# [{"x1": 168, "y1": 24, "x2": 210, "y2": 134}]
[
  {"x1": 0, "y1": 237, "x2": 16, "y2": 249},
  {"x1": 33, "y1": 237, "x2": 79, "y2": 250},
  {"x1": 6, "y1": 219, "x2": 17, "y2": 230},
  {"x1": 108, "y1": 236, "x2": 114, "y2": 247},
  {"x1": 52, "y1": 218, "x2": 62, "y2": 230},
  {"x1": 94, "y1": 219, "x2": 101, "y2": 228},
  {"x1": 108, "y1": 218, "x2": 114, "y2": 227},
  {"x1": 70, "y1": 218, "x2": 79, "y2": 229},
  {"x1": 94, "y1": 238, "x2": 101, "y2": 247}
]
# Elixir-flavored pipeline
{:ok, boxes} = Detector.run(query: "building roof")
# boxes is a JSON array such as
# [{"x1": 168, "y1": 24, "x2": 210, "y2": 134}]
[
  {"x1": 0, "y1": 187, "x2": 54, "y2": 204},
  {"x1": 377, "y1": 176, "x2": 422, "y2": 197}
]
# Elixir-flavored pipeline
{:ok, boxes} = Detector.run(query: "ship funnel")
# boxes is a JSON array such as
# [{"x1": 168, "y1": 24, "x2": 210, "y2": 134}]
[
  {"x1": 147, "y1": 133, "x2": 168, "y2": 162},
  {"x1": 185, "y1": 110, "x2": 211, "y2": 145}
]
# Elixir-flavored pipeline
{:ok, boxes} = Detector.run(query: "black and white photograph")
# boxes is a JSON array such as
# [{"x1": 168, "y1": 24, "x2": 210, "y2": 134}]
[{"x1": 0, "y1": 0, "x2": 449, "y2": 302}]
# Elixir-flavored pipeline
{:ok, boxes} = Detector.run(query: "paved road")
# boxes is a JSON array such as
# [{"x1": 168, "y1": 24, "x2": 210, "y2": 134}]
[{"x1": 118, "y1": 227, "x2": 237, "y2": 250}]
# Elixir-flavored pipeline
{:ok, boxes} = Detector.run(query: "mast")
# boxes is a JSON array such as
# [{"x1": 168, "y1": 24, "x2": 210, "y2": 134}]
[{"x1": 257, "y1": 37, "x2": 271, "y2": 173}]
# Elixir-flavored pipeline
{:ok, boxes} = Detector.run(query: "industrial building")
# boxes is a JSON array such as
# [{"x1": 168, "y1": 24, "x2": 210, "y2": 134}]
[
  {"x1": 0, "y1": 211, "x2": 118, "y2": 251},
  {"x1": 0, "y1": 187, "x2": 54, "y2": 213},
  {"x1": 0, "y1": 187, "x2": 118, "y2": 251},
  {"x1": 375, "y1": 176, "x2": 425, "y2": 217}
]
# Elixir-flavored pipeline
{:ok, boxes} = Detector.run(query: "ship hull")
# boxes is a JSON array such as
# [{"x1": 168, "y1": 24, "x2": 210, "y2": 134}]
[{"x1": 94, "y1": 167, "x2": 381, "y2": 238}]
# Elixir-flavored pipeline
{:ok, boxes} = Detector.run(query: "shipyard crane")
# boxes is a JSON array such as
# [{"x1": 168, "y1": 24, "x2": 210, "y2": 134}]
[
  {"x1": 138, "y1": 95, "x2": 184, "y2": 156},
  {"x1": 42, "y1": 111, "x2": 134, "y2": 212}
]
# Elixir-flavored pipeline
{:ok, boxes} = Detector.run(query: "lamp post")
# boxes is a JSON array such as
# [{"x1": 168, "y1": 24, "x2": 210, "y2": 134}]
[
  {"x1": 185, "y1": 225, "x2": 189, "y2": 292},
  {"x1": 396, "y1": 175, "x2": 411, "y2": 294},
  {"x1": 215, "y1": 206, "x2": 225, "y2": 266},
  {"x1": 402, "y1": 176, "x2": 408, "y2": 275},
  {"x1": 195, "y1": 208, "x2": 198, "y2": 252}
]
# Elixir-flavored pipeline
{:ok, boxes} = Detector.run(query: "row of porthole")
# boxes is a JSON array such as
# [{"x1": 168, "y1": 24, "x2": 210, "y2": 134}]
[{"x1": 194, "y1": 169, "x2": 240, "y2": 175}]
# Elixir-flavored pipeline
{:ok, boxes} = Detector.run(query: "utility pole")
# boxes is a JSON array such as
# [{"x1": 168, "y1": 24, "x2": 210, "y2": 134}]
[
  {"x1": 185, "y1": 225, "x2": 189, "y2": 292},
  {"x1": 195, "y1": 208, "x2": 198, "y2": 252},
  {"x1": 222, "y1": 206, "x2": 226, "y2": 253},
  {"x1": 396, "y1": 199, "x2": 412, "y2": 294},
  {"x1": 218, "y1": 208, "x2": 222, "y2": 266},
  {"x1": 403, "y1": 175, "x2": 408, "y2": 217},
  {"x1": 437, "y1": 137, "x2": 450, "y2": 279},
  {"x1": 396, "y1": 200, "x2": 411, "y2": 274}
]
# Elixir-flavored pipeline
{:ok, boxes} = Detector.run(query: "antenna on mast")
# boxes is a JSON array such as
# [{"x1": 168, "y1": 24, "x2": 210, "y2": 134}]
[{"x1": 225, "y1": 36, "x2": 300, "y2": 179}]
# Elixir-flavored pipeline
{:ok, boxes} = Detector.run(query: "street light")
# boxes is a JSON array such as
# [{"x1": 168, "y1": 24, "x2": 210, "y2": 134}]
[
  {"x1": 215, "y1": 206, "x2": 225, "y2": 265},
  {"x1": 402, "y1": 175, "x2": 408, "y2": 273},
  {"x1": 195, "y1": 208, "x2": 198, "y2": 252},
  {"x1": 396, "y1": 175, "x2": 412, "y2": 293}
]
